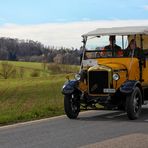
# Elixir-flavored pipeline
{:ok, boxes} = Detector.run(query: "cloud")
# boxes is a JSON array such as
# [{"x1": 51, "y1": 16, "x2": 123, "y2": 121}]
[
  {"x1": 0, "y1": 20, "x2": 148, "y2": 48},
  {"x1": 55, "y1": 18, "x2": 67, "y2": 22},
  {"x1": 81, "y1": 18, "x2": 91, "y2": 21}
]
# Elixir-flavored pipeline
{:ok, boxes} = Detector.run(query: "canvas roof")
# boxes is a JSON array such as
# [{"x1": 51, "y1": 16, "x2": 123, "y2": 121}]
[{"x1": 82, "y1": 26, "x2": 148, "y2": 37}]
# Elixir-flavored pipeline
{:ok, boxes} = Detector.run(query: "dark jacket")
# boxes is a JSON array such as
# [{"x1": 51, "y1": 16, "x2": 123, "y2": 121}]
[
  {"x1": 123, "y1": 48, "x2": 144, "y2": 58},
  {"x1": 104, "y1": 44, "x2": 121, "y2": 50},
  {"x1": 104, "y1": 44, "x2": 122, "y2": 56}
]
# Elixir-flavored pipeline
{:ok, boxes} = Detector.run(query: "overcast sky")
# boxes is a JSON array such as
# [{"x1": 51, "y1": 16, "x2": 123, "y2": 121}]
[{"x1": 0, "y1": 0, "x2": 148, "y2": 48}]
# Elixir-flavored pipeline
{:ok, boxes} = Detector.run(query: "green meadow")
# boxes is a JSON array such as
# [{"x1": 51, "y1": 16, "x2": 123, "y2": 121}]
[{"x1": 0, "y1": 61, "x2": 79, "y2": 125}]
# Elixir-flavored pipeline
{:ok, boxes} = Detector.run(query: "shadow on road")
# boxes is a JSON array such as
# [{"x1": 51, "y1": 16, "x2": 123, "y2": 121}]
[{"x1": 78, "y1": 107, "x2": 148, "y2": 123}]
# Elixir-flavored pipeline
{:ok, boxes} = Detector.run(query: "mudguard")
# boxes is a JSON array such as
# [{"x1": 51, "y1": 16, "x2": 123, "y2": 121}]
[
  {"x1": 120, "y1": 80, "x2": 141, "y2": 94},
  {"x1": 62, "y1": 80, "x2": 78, "y2": 95}
]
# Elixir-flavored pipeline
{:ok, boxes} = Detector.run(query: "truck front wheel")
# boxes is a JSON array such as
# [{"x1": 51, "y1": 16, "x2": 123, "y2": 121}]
[
  {"x1": 64, "y1": 94, "x2": 80, "y2": 119},
  {"x1": 126, "y1": 87, "x2": 142, "y2": 120}
]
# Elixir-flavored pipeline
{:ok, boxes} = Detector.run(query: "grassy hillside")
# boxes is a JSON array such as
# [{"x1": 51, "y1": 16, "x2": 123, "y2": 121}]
[{"x1": 0, "y1": 61, "x2": 79, "y2": 125}]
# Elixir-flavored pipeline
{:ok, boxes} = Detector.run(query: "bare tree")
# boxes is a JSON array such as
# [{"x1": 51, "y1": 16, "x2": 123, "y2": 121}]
[{"x1": 0, "y1": 62, "x2": 15, "y2": 79}]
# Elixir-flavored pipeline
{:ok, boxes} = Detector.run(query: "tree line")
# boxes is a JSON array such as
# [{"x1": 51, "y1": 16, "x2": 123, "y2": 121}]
[{"x1": 0, "y1": 37, "x2": 81, "y2": 65}]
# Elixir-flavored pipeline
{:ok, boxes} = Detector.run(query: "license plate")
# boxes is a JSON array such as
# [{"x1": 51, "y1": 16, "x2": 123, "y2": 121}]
[{"x1": 103, "y1": 88, "x2": 116, "y2": 93}]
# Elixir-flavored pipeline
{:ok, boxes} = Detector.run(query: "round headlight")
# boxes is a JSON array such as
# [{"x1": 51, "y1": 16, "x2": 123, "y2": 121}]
[
  {"x1": 62, "y1": 84, "x2": 66, "y2": 89},
  {"x1": 75, "y1": 73, "x2": 81, "y2": 81},
  {"x1": 113, "y1": 73, "x2": 120, "y2": 81}
]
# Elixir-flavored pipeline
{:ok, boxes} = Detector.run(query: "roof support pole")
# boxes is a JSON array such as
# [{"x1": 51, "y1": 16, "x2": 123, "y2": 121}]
[
  {"x1": 134, "y1": 34, "x2": 136, "y2": 45},
  {"x1": 80, "y1": 36, "x2": 87, "y2": 71},
  {"x1": 140, "y1": 34, "x2": 143, "y2": 49},
  {"x1": 122, "y1": 35, "x2": 124, "y2": 49}
]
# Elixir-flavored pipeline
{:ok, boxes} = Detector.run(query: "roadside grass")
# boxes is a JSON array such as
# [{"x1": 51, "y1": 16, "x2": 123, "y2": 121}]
[
  {"x1": 0, "y1": 61, "x2": 79, "y2": 78},
  {"x1": 0, "y1": 76, "x2": 66, "y2": 125},
  {"x1": 0, "y1": 61, "x2": 49, "y2": 78},
  {"x1": 0, "y1": 61, "x2": 79, "y2": 125},
  {"x1": 6, "y1": 61, "x2": 43, "y2": 70},
  {"x1": 47, "y1": 63, "x2": 79, "y2": 74}
]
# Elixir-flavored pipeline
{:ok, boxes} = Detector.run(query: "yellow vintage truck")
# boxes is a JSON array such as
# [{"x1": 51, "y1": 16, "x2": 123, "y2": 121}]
[{"x1": 62, "y1": 26, "x2": 148, "y2": 120}]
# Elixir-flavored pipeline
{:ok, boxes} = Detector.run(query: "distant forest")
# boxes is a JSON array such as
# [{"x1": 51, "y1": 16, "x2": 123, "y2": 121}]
[{"x1": 0, "y1": 37, "x2": 81, "y2": 65}]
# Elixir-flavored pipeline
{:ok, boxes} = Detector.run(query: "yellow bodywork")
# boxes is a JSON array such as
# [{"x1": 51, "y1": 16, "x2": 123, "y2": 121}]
[
  {"x1": 79, "y1": 58, "x2": 141, "y2": 94},
  {"x1": 128, "y1": 35, "x2": 148, "y2": 86},
  {"x1": 98, "y1": 58, "x2": 140, "y2": 90},
  {"x1": 142, "y1": 59, "x2": 148, "y2": 86}
]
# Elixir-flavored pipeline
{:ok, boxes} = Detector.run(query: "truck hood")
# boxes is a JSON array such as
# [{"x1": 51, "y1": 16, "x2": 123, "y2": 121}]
[
  {"x1": 97, "y1": 58, "x2": 140, "y2": 80},
  {"x1": 102, "y1": 63, "x2": 127, "y2": 72}
]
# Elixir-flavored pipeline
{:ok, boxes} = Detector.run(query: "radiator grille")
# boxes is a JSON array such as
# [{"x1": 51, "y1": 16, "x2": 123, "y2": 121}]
[{"x1": 88, "y1": 71, "x2": 108, "y2": 94}]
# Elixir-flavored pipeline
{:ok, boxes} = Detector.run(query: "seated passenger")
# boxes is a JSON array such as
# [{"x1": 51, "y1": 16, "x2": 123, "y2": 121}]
[
  {"x1": 124, "y1": 39, "x2": 143, "y2": 58},
  {"x1": 103, "y1": 35, "x2": 123, "y2": 56}
]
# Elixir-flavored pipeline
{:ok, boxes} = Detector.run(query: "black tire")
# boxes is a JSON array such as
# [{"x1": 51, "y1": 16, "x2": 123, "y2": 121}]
[
  {"x1": 126, "y1": 87, "x2": 142, "y2": 120},
  {"x1": 64, "y1": 94, "x2": 80, "y2": 119}
]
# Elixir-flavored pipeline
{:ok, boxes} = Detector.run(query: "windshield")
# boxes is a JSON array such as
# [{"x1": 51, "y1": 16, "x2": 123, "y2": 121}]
[
  {"x1": 86, "y1": 36, "x2": 127, "y2": 50},
  {"x1": 84, "y1": 50, "x2": 124, "y2": 59},
  {"x1": 84, "y1": 36, "x2": 129, "y2": 59}
]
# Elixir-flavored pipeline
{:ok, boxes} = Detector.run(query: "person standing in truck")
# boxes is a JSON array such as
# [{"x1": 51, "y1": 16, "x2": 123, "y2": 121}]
[
  {"x1": 103, "y1": 35, "x2": 123, "y2": 56},
  {"x1": 124, "y1": 39, "x2": 143, "y2": 58}
]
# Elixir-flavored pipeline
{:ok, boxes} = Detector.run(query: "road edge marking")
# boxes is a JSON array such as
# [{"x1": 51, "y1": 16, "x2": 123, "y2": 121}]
[
  {"x1": 0, "y1": 110, "x2": 96, "y2": 130},
  {"x1": 0, "y1": 115, "x2": 66, "y2": 130}
]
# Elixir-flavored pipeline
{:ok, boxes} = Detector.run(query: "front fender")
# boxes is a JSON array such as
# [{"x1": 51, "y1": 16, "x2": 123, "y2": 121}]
[
  {"x1": 120, "y1": 80, "x2": 141, "y2": 94},
  {"x1": 62, "y1": 80, "x2": 78, "y2": 95}
]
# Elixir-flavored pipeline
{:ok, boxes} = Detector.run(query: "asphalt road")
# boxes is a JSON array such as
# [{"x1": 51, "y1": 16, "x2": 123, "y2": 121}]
[{"x1": 1, "y1": 106, "x2": 148, "y2": 148}]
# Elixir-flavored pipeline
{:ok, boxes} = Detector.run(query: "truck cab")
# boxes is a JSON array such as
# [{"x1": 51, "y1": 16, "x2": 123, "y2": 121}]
[{"x1": 62, "y1": 26, "x2": 148, "y2": 120}]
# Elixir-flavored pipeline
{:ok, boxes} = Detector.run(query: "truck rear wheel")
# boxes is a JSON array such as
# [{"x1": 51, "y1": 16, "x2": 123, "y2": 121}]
[
  {"x1": 64, "y1": 94, "x2": 80, "y2": 119},
  {"x1": 126, "y1": 87, "x2": 142, "y2": 120}
]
